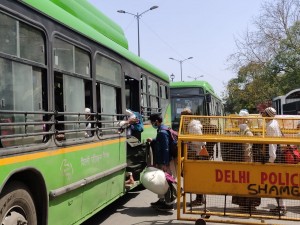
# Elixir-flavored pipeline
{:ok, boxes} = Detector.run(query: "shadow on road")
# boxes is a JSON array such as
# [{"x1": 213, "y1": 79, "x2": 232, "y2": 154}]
[
  {"x1": 81, "y1": 187, "x2": 196, "y2": 225},
  {"x1": 81, "y1": 191, "x2": 140, "y2": 225}
]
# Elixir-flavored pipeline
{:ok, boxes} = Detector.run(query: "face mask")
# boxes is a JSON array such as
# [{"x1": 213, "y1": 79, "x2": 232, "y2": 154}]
[
  {"x1": 239, "y1": 124, "x2": 248, "y2": 131},
  {"x1": 152, "y1": 123, "x2": 158, "y2": 129}
]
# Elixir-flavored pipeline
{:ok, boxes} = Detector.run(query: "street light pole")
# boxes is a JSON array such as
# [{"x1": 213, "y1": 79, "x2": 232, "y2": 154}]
[
  {"x1": 169, "y1": 57, "x2": 193, "y2": 81},
  {"x1": 137, "y1": 13, "x2": 140, "y2": 56},
  {"x1": 188, "y1": 75, "x2": 204, "y2": 80},
  {"x1": 117, "y1": 6, "x2": 158, "y2": 57},
  {"x1": 170, "y1": 73, "x2": 175, "y2": 82}
]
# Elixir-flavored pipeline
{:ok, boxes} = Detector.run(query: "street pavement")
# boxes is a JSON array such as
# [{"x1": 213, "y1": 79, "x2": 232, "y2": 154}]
[
  {"x1": 82, "y1": 186, "x2": 197, "y2": 225},
  {"x1": 81, "y1": 185, "x2": 300, "y2": 225}
]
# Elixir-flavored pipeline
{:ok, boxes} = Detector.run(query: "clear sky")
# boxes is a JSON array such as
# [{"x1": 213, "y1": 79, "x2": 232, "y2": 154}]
[{"x1": 88, "y1": 0, "x2": 264, "y2": 97}]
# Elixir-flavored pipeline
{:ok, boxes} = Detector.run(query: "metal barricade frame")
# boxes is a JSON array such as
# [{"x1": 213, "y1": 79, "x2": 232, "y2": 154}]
[{"x1": 176, "y1": 115, "x2": 300, "y2": 225}]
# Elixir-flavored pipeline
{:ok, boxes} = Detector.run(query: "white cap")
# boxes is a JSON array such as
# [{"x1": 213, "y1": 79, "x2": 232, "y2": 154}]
[
  {"x1": 85, "y1": 108, "x2": 91, "y2": 113},
  {"x1": 264, "y1": 107, "x2": 276, "y2": 117},
  {"x1": 125, "y1": 109, "x2": 136, "y2": 119},
  {"x1": 125, "y1": 109, "x2": 133, "y2": 116},
  {"x1": 238, "y1": 109, "x2": 249, "y2": 117}
]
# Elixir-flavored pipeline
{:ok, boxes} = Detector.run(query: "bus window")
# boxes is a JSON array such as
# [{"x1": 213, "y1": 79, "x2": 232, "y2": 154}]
[
  {"x1": 53, "y1": 38, "x2": 91, "y2": 141},
  {"x1": 141, "y1": 75, "x2": 148, "y2": 120},
  {"x1": 96, "y1": 54, "x2": 122, "y2": 135},
  {"x1": 0, "y1": 61, "x2": 46, "y2": 146},
  {"x1": 54, "y1": 74, "x2": 65, "y2": 139},
  {"x1": 100, "y1": 84, "x2": 118, "y2": 133},
  {"x1": 125, "y1": 76, "x2": 140, "y2": 112},
  {"x1": 148, "y1": 78, "x2": 159, "y2": 113},
  {"x1": 53, "y1": 38, "x2": 73, "y2": 72},
  {"x1": 0, "y1": 12, "x2": 45, "y2": 64},
  {"x1": 160, "y1": 84, "x2": 169, "y2": 117},
  {"x1": 20, "y1": 23, "x2": 46, "y2": 64},
  {"x1": 75, "y1": 47, "x2": 90, "y2": 77},
  {"x1": 95, "y1": 54, "x2": 121, "y2": 86},
  {"x1": 54, "y1": 73, "x2": 87, "y2": 140},
  {"x1": 63, "y1": 75, "x2": 85, "y2": 139},
  {"x1": 0, "y1": 12, "x2": 17, "y2": 55},
  {"x1": 0, "y1": 12, "x2": 47, "y2": 147}
]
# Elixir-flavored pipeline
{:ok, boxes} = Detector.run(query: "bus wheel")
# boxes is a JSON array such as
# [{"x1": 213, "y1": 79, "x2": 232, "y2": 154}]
[
  {"x1": 146, "y1": 143, "x2": 154, "y2": 166},
  {"x1": 0, "y1": 181, "x2": 37, "y2": 225}
]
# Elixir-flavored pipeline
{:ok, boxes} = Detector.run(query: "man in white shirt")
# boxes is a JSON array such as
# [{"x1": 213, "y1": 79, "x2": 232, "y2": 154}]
[
  {"x1": 84, "y1": 108, "x2": 92, "y2": 138},
  {"x1": 262, "y1": 107, "x2": 282, "y2": 163},
  {"x1": 262, "y1": 107, "x2": 286, "y2": 215}
]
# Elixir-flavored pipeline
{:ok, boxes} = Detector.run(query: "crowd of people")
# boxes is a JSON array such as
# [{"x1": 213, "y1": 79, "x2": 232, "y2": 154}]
[
  {"x1": 141, "y1": 106, "x2": 299, "y2": 216},
  {"x1": 78, "y1": 105, "x2": 298, "y2": 215}
]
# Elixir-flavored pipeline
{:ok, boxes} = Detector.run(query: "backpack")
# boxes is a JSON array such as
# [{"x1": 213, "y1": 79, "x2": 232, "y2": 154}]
[
  {"x1": 164, "y1": 172, "x2": 177, "y2": 204},
  {"x1": 131, "y1": 112, "x2": 144, "y2": 132},
  {"x1": 161, "y1": 127, "x2": 178, "y2": 159}
]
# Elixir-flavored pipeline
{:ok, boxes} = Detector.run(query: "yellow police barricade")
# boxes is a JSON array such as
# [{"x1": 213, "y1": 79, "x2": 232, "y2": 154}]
[{"x1": 176, "y1": 115, "x2": 300, "y2": 225}]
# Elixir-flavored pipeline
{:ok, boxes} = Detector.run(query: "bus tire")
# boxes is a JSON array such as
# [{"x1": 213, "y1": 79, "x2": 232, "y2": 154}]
[
  {"x1": 146, "y1": 143, "x2": 154, "y2": 166},
  {"x1": 0, "y1": 181, "x2": 37, "y2": 225}
]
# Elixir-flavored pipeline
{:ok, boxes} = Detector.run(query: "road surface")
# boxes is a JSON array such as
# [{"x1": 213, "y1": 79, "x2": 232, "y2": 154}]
[{"x1": 80, "y1": 185, "x2": 299, "y2": 225}]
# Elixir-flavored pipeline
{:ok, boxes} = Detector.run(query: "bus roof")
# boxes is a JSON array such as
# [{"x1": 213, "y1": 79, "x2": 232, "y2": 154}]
[
  {"x1": 170, "y1": 81, "x2": 223, "y2": 100},
  {"x1": 72, "y1": 0, "x2": 125, "y2": 36},
  {"x1": 170, "y1": 81, "x2": 215, "y2": 93},
  {"x1": 22, "y1": 0, "x2": 170, "y2": 82},
  {"x1": 50, "y1": 0, "x2": 128, "y2": 49}
]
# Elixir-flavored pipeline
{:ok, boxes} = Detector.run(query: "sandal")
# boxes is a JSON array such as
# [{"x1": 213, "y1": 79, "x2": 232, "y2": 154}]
[{"x1": 270, "y1": 206, "x2": 287, "y2": 216}]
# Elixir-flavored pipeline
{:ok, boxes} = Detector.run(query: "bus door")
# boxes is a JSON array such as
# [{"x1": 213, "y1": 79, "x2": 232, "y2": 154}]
[{"x1": 124, "y1": 75, "x2": 147, "y2": 180}]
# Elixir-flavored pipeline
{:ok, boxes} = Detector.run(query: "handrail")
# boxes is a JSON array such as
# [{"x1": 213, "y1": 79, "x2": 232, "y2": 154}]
[{"x1": 0, "y1": 110, "x2": 126, "y2": 142}]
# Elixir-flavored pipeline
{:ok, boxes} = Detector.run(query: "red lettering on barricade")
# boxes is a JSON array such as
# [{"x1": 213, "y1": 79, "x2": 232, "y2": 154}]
[
  {"x1": 215, "y1": 169, "x2": 250, "y2": 183},
  {"x1": 239, "y1": 171, "x2": 249, "y2": 183},
  {"x1": 278, "y1": 173, "x2": 286, "y2": 186},
  {"x1": 291, "y1": 174, "x2": 298, "y2": 186},
  {"x1": 224, "y1": 170, "x2": 231, "y2": 183},
  {"x1": 216, "y1": 169, "x2": 223, "y2": 182},
  {"x1": 261, "y1": 172, "x2": 267, "y2": 184},
  {"x1": 260, "y1": 172, "x2": 300, "y2": 186},
  {"x1": 269, "y1": 172, "x2": 277, "y2": 185}
]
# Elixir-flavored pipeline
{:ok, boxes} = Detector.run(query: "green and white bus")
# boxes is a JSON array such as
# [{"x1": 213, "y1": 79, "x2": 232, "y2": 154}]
[
  {"x1": 273, "y1": 88, "x2": 300, "y2": 115},
  {"x1": 170, "y1": 81, "x2": 223, "y2": 130},
  {"x1": 0, "y1": 0, "x2": 171, "y2": 224}
]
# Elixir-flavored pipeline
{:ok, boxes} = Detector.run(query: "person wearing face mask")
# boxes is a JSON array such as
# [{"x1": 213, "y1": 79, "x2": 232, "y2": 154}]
[
  {"x1": 232, "y1": 109, "x2": 261, "y2": 210},
  {"x1": 146, "y1": 113, "x2": 174, "y2": 211}
]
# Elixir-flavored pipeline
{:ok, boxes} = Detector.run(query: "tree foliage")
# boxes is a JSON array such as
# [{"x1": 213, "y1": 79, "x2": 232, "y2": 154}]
[
  {"x1": 271, "y1": 21, "x2": 300, "y2": 91},
  {"x1": 224, "y1": 0, "x2": 300, "y2": 114}
]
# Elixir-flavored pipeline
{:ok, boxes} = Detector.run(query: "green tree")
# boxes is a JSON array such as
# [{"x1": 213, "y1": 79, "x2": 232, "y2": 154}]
[
  {"x1": 223, "y1": 63, "x2": 276, "y2": 113},
  {"x1": 225, "y1": 0, "x2": 300, "y2": 113},
  {"x1": 270, "y1": 21, "x2": 300, "y2": 92}
]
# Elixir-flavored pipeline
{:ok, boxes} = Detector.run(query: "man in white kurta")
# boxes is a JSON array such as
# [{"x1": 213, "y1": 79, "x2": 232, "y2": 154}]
[{"x1": 262, "y1": 107, "x2": 286, "y2": 215}]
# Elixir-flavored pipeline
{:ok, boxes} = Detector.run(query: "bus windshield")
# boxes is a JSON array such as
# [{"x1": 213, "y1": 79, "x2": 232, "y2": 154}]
[{"x1": 171, "y1": 96, "x2": 205, "y2": 130}]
